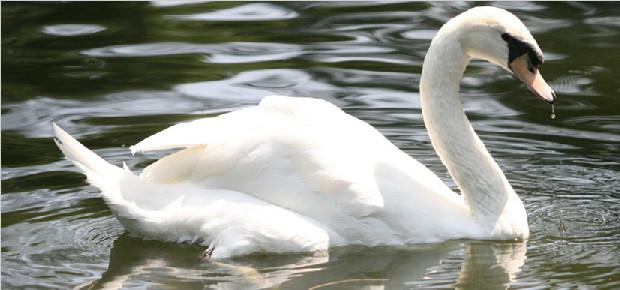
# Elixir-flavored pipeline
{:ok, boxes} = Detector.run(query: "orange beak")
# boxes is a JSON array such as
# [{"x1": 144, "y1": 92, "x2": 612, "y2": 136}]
[{"x1": 509, "y1": 54, "x2": 555, "y2": 104}]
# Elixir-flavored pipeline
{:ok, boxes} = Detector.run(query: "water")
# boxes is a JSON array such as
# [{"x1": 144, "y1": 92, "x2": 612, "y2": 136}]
[{"x1": 2, "y1": 2, "x2": 619, "y2": 289}]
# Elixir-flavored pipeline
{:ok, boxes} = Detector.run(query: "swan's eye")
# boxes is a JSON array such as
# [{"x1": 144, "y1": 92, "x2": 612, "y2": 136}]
[
  {"x1": 501, "y1": 33, "x2": 543, "y2": 69},
  {"x1": 526, "y1": 54, "x2": 535, "y2": 72},
  {"x1": 527, "y1": 51, "x2": 541, "y2": 71}
]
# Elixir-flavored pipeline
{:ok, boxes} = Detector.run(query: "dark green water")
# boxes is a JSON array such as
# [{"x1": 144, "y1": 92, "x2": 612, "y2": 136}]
[{"x1": 2, "y1": 1, "x2": 619, "y2": 289}]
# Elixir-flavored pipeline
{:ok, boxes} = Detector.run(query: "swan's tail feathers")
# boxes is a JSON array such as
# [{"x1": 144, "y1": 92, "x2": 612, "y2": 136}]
[
  {"x1": 53, "y1": 123, "x2": 153, "y2": 231},
  {"x1": 52, "y1": 123, "x2": 130, "y2": 203},
  {"x1": 53, "y1": 123, "x2": 122, "y2": 179}
]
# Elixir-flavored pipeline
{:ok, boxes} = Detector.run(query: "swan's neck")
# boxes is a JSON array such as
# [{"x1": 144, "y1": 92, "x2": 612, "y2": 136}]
[{"x1": 420, "y1": 31, "x2": 522, "y2": 224}]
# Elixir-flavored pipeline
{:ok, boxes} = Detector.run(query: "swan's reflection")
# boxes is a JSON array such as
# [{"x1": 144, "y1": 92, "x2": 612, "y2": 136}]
[
  {"x1": 77, "y1": 234, "x2": 526, "y2": 290},
  {"x1": 454, "y1": 241, "x2": 527, "y2": 290}
]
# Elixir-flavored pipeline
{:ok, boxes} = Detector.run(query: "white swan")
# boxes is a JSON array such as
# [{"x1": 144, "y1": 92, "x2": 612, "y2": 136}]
[{"x1": 54, "y1": 6, "x2": 555, "y2": 259}]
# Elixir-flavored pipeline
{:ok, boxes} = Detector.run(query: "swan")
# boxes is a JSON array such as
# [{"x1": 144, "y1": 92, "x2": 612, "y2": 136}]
[{"x1": 54, "y1": 6, "x2": 555, "y2": 259}]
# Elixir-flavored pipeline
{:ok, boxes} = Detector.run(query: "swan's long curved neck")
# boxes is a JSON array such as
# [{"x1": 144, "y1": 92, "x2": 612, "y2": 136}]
[{"x1": 420, "y1": 30, "x2": 517, "y2": 222}]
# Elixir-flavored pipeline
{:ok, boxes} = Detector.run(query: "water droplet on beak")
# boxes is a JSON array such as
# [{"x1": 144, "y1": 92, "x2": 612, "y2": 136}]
[{"x1": 550, "y1": 104, "x2": 556, "y2": 120}]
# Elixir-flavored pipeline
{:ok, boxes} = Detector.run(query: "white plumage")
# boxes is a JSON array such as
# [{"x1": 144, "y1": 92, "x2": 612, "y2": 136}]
[{"x1": 55, "y1": 6, "x2": 554, "y2": 258}]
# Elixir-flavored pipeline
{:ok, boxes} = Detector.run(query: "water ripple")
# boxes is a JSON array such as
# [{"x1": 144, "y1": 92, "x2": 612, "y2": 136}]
[
  {"x1": 41, "y1": 24, "x2": 106, "y2": 36},
  {"x1": 490, "y1": 1, "x2": 549, "y2": 12},
  {"x1": 1, "y1": 91, "x2": 210, "y2": 138},
  {"x1": 82, "y1": 41, "x2": 400, "y2": 65},
  {"x1": 550, "y1": 75, "x2": 596, "y2": 96},
  {"x1": 83, "y1": 42, "x2": 305, "y2": 63},
  {"x1": 584, "y1": 16, "x2": 620, "y2": 28},
  {"x1": 150, "y1": 0, "x2": 209, "y2": 8},
  {"x1": 521, "y1": 15, "x2": 573, "y2": 34},
  {"x1": 169, "y1": 3, "x2": 298, "y2": 22},
  {"x1": 401, "y1": 29, "x2": 437, "y2": 40},
  {"x1": 563, "y1": 115, "x2": 620, "y2": 133},
  {"x1": 174, "y1": 69, "x2": 339, "y2": 103}
]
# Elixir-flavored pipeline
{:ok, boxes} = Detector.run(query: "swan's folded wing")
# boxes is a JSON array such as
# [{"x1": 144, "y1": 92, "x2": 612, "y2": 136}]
[
  {"x1": 130, "y1": 118, "x2": 215, "y2": 154},
  {"x1": 130, "y1": 95, "x2": 344, "y2": 154},
  {"x1": 131, "y1": 96, "x2": 390, "y2": 219}
]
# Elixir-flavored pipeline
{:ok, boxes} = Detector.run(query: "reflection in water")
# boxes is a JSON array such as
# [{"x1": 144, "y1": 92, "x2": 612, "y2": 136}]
[
  {"x1": 454, "y1": 242, "x2": 527, "y2": 290},
  {"x1": 78, "y1": 236, "x2": 526, "y2": 290},
  {"x1": 77, "y1": 234, "x2": 329, "y2": 290}
]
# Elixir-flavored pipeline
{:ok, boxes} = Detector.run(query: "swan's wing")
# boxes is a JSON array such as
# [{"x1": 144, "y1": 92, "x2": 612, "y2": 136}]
[
  {"x1": 129, "y1": 96, "x2": 451, "y2": 221},
  {"x1": 129, "y1": 95, "x2": 345, "y2": 154},
  {"x1": 129, "y1": 113, "x2": 243, "y2": 154},
  {"x1": 113, "y1": 174, "x2": 331, "y2": 258}
]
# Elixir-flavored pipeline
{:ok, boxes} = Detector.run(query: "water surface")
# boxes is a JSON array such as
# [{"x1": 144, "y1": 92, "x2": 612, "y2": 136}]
[{"x1": 2, "y1": 2, "x2": 619, "y2": 289}]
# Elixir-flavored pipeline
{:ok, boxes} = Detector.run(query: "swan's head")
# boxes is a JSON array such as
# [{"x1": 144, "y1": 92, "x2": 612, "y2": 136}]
[{"x1": 452, "y1": 6, "x2": 555, "y2": 103}]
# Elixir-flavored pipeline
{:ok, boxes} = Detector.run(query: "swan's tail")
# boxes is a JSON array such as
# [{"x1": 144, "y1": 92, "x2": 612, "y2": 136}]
[
  {"x1": 53, "y1": 123, "x2": 121, "y2": 178},
  {"x1": 53, "y1": 123, "x2": 147, "y2": 230},
  {"x1": 53, "y1": 123, "x2": 209, "y2": 242},
  {"x1": 53, "y1": 123, "x2": 125, "y2": 192}
]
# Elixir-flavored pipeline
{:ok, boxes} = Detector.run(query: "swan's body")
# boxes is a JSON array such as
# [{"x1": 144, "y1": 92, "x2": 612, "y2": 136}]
[{"x1": 54, "y1": 6, "x2": 555, "y2": 259}]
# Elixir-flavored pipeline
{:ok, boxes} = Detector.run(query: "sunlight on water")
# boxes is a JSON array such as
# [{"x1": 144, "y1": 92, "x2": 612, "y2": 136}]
[{"x1": 42, "y1": 24, "x2": 106, "y2": 36}]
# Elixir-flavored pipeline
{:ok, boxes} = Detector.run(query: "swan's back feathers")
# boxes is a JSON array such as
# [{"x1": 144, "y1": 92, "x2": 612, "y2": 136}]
[
  {"x1": 259, "y1": 95, "x2": 344, "y2": 117},
  {"x1": 130, "y1": 95, "x2": 345, "y2": 154}
]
